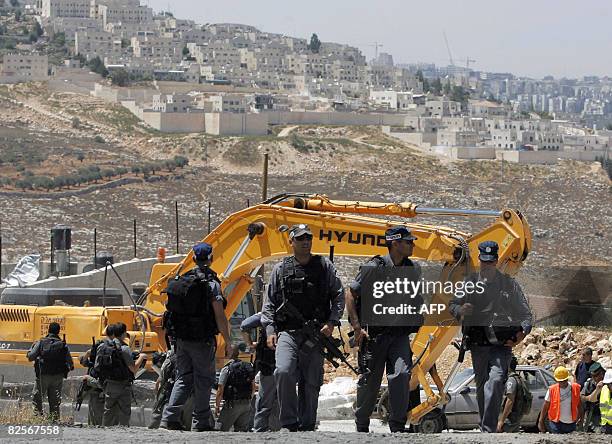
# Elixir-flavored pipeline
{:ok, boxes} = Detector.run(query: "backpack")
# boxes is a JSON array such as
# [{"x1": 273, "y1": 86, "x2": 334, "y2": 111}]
[
  {"x1": 509, "y1": 372, "x2": 533, "y2": 416},
  {"x1": 38, "y1": 337, "x2": 68, "y2": 376},
  {"x1": 164, "y1": 267, "x2": 220, "y2": 340},
  {"x1": 87, "y1": 339, "x2": 104, "y2": 378},
  {"x1": 93, "y1": 340, "x2": 133, "y2": 383},
  {"x1": 223, "y1": 360, "x2": 255, "y2": 402}
]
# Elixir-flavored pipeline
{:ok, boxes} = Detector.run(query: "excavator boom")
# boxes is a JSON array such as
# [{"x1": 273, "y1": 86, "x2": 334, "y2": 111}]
[{"x1": 0, "y1": 193, "x2": 531, "y2": 424}]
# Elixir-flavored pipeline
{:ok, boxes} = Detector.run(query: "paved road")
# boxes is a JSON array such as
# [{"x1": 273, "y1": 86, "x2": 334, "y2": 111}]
[{"x1": 2, "y1": 421, "x2": 609, "y2": 443}]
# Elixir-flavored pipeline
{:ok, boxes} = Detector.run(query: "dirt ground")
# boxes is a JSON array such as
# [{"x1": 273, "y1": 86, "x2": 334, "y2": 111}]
[{"x1": 2, "y1": 423, "x2": 608, "y2": 443}]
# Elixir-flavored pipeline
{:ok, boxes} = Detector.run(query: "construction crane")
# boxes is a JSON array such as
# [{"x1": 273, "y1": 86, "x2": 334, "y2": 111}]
[
  {"x1": 443, "y1": 32, "x2": 454, "y2": 67},
  {"x1": 466, "y1": 57, "x2": 476, "y2": 70},
  {"x1": 361, "y1": 42, "x2": 384, "y2": 60}
]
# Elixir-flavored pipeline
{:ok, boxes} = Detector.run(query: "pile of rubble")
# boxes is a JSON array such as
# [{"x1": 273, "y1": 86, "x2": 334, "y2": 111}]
[{"x1": 516, "y1": 327, "x2": 612, "y2": 371}]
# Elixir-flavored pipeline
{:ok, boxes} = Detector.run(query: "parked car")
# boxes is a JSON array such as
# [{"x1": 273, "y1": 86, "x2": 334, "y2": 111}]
[{"x1": 377, "y1": 364, "x2": 556, "y2": 433}]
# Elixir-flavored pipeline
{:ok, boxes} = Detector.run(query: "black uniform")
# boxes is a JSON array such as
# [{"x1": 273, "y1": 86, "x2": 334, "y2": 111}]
[
  {"x1": 449, "y1": 265, "x2": 533, "y2": 433},
  {"x1": 261, "y1": 254, "x2": 344, "y2": 431},
  {"x1": 350, "y1": 254, "x2": 423, "y2": 433}
]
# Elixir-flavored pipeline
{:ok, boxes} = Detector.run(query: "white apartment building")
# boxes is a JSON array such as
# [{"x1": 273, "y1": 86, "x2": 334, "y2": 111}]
[
  {"x1": 75, "y1": 30, "x2": 119, "y2": 60},
  {"x1": 426, "y1": 99, "x2": 461, "y2": 117},
  {"x1": 152, "y1": 93, "x2": 193, "y2": 112},
  {"x1": 369, "y1": 90, "x2": 414, "y2": 110},
  {"x1": 209, "y1": 94, "x2": 248, "y2": 113},
  {"x1": 49, "y1": 17, "x2": 101, "y2": 43},
  {"x1": 490, "y1": 128, "x2": 518, "y2": 149},
  {"x1": 104, "y1": 22, "x2": 158, "y2": 39},
  {"x1": 131, "y1": 35, "x2": 181, "y2": 61},
  {"x1": 41, "y1": 0, "x2": 90, "y2": 18},
  {"x1": 1, "y1": 54, "x2": 49, "y2": 81},
  {"x1": 438, "y1": 129, "x2": 480, "y2": 147}
]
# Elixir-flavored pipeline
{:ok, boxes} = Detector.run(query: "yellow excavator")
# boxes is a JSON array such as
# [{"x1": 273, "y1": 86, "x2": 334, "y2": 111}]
[{"x1": 0, "y1": 193, "x2": 531, "y2": 425}]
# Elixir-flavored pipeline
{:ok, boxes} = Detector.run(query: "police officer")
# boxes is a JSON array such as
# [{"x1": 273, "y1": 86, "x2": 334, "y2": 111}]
[
  {"x1": 240, "y1": 312, "x2": 280, "y2": 432},
  {"x1": 346, "y1": 226, "x2": 423, "y2": 433},
  {"x1": 148, "y1": 347, "x2": 194, "y2": 430},
  {"x1": 100, "y1": 322, "x2": 147, "y2": 427},
  {"x1": 161, "y1": 242, "x2": 233, "y2": 432},
  {"x1": 78, "y1": 324, "x2": 115, "y2": 426},
  {"x1": 215, "y1": 343, "x2": 255, "y2": 431},
  {"x1": 261, "y1": 224, "x2": 345, "y2": 432},
  {"x1": 580, "y1": 362, "x2": 606, "y2": 432},
  {"x1": 27, "y1": 322, "x2": 74, "y2": 422},
  {"x1": 449, "y1": 240, "x2": 533, "y2": 433}
]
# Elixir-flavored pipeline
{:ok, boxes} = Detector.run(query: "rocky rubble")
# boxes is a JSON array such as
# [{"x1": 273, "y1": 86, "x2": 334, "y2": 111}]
[{"x1": 516, "y1": 327, "x2": 612, "y2": 371}]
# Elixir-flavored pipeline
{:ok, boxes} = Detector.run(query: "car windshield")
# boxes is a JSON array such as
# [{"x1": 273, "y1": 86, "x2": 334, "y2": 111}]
[{"x1": 447, "y1": 367, "x2": 474, "y2": 391}]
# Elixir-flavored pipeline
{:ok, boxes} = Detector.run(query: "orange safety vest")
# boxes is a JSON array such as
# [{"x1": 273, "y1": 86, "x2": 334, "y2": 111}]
[{"x1": 548, "y1": 382, "x2": 581, "y2": 423}]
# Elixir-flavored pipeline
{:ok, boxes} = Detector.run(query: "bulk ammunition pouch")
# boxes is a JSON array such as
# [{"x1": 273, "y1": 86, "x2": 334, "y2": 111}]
[
  {"x1": 94, "y1": 340, "x2": 133, "y2": 383},
  {"x1": 38, "y1": 337, "x2": 68, "y2": 376},
  {"x1": 223, "y1": 361, "x2": 255, "y2": 402},
  {"x1": 277, "y1": 255, "x2": 330, "y2": 331},
  {"x1": 164, "y1": 267, "x2": 220, "y2": 340}
]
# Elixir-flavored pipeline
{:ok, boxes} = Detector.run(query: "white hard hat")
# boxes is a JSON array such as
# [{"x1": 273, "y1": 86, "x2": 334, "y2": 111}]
[{"x1": 604, "y1": 369, "x2": 612, "y2": 384}]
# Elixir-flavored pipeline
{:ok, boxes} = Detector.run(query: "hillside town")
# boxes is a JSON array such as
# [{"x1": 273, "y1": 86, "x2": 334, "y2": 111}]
[{"x1": 0, "y1": 0, "x2": 608, "y2": 167}]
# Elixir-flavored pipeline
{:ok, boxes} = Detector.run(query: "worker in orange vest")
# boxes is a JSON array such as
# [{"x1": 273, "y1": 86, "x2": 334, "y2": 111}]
[{"x1": 538, "y1": 366, "x2": 583, "y2": 433}]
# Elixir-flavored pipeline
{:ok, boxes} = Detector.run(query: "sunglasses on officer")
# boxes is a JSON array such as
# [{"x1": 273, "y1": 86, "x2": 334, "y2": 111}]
[{"x1": 293, "y1": 234, "x2": 313, "y2": 242}]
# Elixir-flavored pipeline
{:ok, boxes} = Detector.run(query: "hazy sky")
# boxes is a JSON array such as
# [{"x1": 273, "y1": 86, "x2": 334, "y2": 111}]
[{"x1": 146, "y1": 0, "x2": 611, "y2": 79}]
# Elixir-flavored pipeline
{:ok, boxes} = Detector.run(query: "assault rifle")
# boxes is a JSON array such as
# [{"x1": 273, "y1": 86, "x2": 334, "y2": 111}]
[
  {"x1": 276, "y1": 300, "x2": 359, "y2": 375},
  {"x1": 74, "y1": 379, "x2": 88, "y2": 411},
  {"x1": 347, "y1": 330, "x2": 371, "y2": 378}
]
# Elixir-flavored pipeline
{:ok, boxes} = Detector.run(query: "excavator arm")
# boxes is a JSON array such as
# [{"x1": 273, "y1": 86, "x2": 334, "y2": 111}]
[
  {"x1": 143, "y1": 193, "x2": 531, "y2": 423},
  {"x1": 0, "y1": 193, "x2": 531, "y2": 425}
]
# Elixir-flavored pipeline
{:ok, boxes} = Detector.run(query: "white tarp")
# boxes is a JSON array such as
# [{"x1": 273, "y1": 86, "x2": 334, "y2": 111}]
[
  {"x1": 317, "y1": 377, "x2": 357, "y2": 420},
  {"x1": 2, "y1": 254, "x2": 40, "y2": 287}
]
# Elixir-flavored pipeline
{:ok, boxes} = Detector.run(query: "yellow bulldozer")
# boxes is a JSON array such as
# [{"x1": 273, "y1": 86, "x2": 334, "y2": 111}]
[{"x1": 0, "y1": 193, "x2": 531, "y2": 425}]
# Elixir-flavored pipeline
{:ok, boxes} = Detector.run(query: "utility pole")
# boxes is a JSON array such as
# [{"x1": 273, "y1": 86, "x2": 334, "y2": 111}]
[{"x1": 261, "y1": 151, "x2": 269, "y2": 202}]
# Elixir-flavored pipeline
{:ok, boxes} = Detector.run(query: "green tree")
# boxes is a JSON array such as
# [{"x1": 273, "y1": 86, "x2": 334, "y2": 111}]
[
  {"x1": 182, "y1": 45, "x2": 190, "y2": 57},
  {"x1": 131, "y1": 165, "x2": 142, "y2": 175},
  {"x1": 14, "y1": 9, "x2": 21, "y2": 22},
  {"x1": 431, "y1": 78, "x2": 442, "y2": 95},
  {"x1": 101, "y1": 168, "x2": 115, "y2": 179},
  {"x1": 87, "y1": 56, "x2": 108, "y2": 77},
  {"x1": 51, "y1": 32, "x2": 65, "y2": 47},
  {"x1": 606, "y1": 123, "x2": 612, "y2": 131},
  {"x1": 110, "y1": 68, "x2": 129, "y2": 87},
  {"x1": 308, "y1": 33, "x2": 321, "y2": 53},
  {"x1": 443, "y1": 79, "x2": 451, "y2": 95},
  {"x1": 10, "y1": 0, "x2": 19, "y2": 6},
  {"x1": 450, "y1": 85, "x2": 470, "y2": 105},
  {"x1": 34, "y1": 21, "x2": 43, "y2": 38},
  {"x1": 121, "y1": 38, "x2": 130, "y2": 49},
  {"x1": 16, "y1": 178, "x2": 32, "y2": 190},
  {"x1": 94, "y1": 135, "x2": 105, "y2": 143},
  {"x1": 173, "y1": 155, "x2": 188, "y2": 168},
  {"x1": 32, "y1": 176, "x2": 54, "y2": 191}
]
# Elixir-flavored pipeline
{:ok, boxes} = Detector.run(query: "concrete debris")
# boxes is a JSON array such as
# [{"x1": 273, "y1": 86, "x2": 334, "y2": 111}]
[{"x1": 515, "y1": 327, "x2": 612, "y2": 372}]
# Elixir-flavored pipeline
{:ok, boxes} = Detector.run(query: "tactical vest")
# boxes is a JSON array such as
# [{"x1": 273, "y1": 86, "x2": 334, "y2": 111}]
[
  {"x1": 37, "y1": 336, "x2": 68, "y2": 376},
  {"x1": 276, "y1": 255, "x2": 330, "y2": 331},
  {"x1": 463, "y1": 271, "x2": 523, "y2": 346},
  {"x1": 94, "y1": 339, "x2": 133, "y2": 383},
  {"x1": 223, "y1": 360, "x2": 255, "y2": 402},
  {"x1": 254, "y1": 327, "x2": 275, "y2": 376},
  {"x1": 164, "y1": 266, "x2": 220, "y2": 340},
  {"x1": 355, "y1": 255, "x2": 422, "y2": 337}
]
